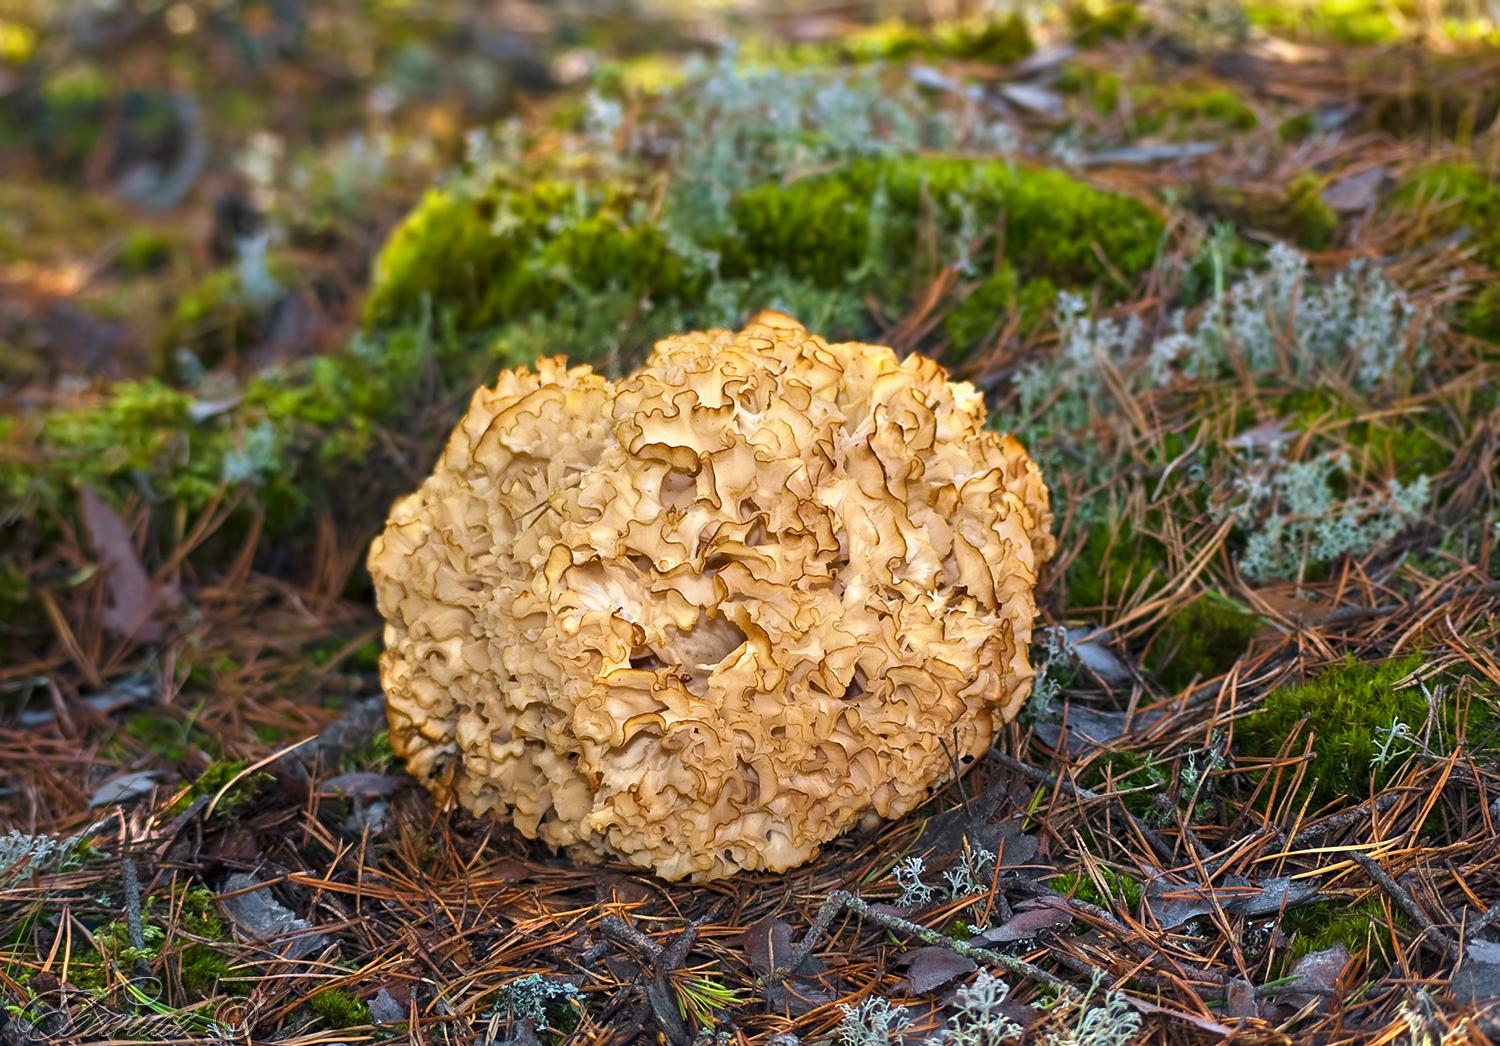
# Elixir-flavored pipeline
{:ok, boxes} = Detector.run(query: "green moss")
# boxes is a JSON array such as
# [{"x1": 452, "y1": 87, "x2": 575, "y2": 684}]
[
  {"x1": 1276, "y1": 388, "x2": 1453, "y2": 481},
  {"x1": 66, "y1": 885, "x2": 232, "y2": 1001},
  {"x1": 1131, "y1": 81, "x2": 1259, "y2": 137},
  {"x1": 363, "y1": 178, "x2": 691, "y2": 340},
  {"x1": 1236, "y1": 655, "x2": 1498, "y2": 809},
  {"x1": 1277, "y1": 111, "x2": 1318, "y2": 143},
  {"x1": 179, "y1": 946, "x2": 231, "y2": 997},
  {"x1": 1065, "y1": 518, "x2": 1170, "y2": 610},
  {"x1": 1077, "y1": 749, "x2": 1169, "y2": 820},
  {"x1": 1393, "y1": 163, "x2": 1500, "y2": 269},
  {"x1": 119, "y1": 709, "x2": 212, "y2": 764},
  {"x1": 1049, "y1": 867, "x2": 1143, "y2": 909},
  {"x1": 1057, "y1": 64, "x2": 1122, "y2": 115},
  {"x1": 367, "y1": 155, "x2": 1162, "y2": 363},
  {"x1": 116, "y1": 230, "x2": 175, "y2": 275},
  {"x1": 1281, "y1": 898, "x2": 1404, "y2": 966},
  {"x1": 1146, "y1": 595, "x2": 1261, "y2": 692},
  {"x1": 1460, "y1": 284, "x2": 1500, "y2": 342},
  {"x1": 310, "y1": 989, "x2": 371, "y2": 1028},
  {"x1": 341, "y1": 728, "x2": 393, "y2": 773},
  {"x1": 833, "y1": 15, "x2": 1034, "y2": 66},
  {"x1": 1281, "y1": 172, "x2": 1338, "y2": 249},
  {"x1": 172, "y1": 760, "x2": 270, "y2": 817},
  {"x1": 1244, "y1": 0, "x2": 1409, "y2": 45},
  {"x1": 1068, "y1": 2, "x2": 1146, "y2": 45}
]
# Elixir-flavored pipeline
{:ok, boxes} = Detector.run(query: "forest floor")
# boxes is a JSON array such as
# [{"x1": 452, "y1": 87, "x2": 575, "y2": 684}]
[{"x1": 2, "y1": 1, "x2": 1499, "y2": 1043}]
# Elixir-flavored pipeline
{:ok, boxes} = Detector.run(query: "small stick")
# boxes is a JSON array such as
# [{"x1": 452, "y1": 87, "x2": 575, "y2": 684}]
[
  {"x1": 768, "y1": 890, "x2": 1070, "y2": 991},
  {"x1": 1350, "y1": 853, "x2": 1460, "y2": 962},
  {"x1": 1465, "y1": 904, "x2": 1500, "y2": 939},
  {"x1": 120, "y1": 855, "x2": 151, "y2": 983}
]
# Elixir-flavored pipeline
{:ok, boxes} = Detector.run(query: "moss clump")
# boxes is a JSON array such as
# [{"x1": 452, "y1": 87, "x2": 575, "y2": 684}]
[
  {"x1": 1281, "y1": 897, "x2": 1403, "y2": 966},
  {"x1": 363, "y1": 178, "x2": 694, "y2": 344},
  {"x1": 1065, "y1": 519, "x2": 1170, "y2": 610},
  {"x1": 1276, "y1": 388, "x2": 1454, "y2": 481},
  {"x1": 65, "y1": 885, "x2": 234, "y2": 1002},
  {"x1": 1049, "y1": 867, "x2": 1143, "y2": 909},
  {"x1": 1281, "y1": 172, "x2": 1338, "y2": 249},
  {"x1": 172, "y1": 760, "x2": 270, "y2": 817},
  {"x1": 1078, "y1": 749, "x2": 1169, "y2": 820},
  {"x1": 834, "y1": 15, "x2": 1034, "y2": 66},
  {"x1": 1243, "y1": 0, "x2": 1408, "y2": 45},
  {"x1": 1057, "y1": 64, "x2": 1122, "y2": 115},
  {"x1": 1278, "y1": 111, "x2": 1318, "y2": 143},
  {"x1": 310, "y1": 989, "x2": 371, "y2": 1028},
  {"x1": 117, "y1": 709, "x2": 213, "y2": 764},
  {"x1": 367, "y1": 154, "x2": 1162, "y2": 364},
  {"x1": 1130, "y1": 81, "x2": 1259, "y2": 137},
  {"x1": 1393, "y1": 163, "x2": 1500, "y2": 269},
  {"x1": 1236, "y1": 655, "x2": 1498, "y2": 809},
  {"x1": 1460, "y1": 284, "x2": 1500, "y2": 342},
  {"x1": 1068, "y1": 2, "x2": 1146, "y2": 45},
  {"x1": 116, "y1": 230, "x2": 176, "y2": 275},
  {"x1": 1146, "y1": 595, "x2": 1261, "y2": 692}
]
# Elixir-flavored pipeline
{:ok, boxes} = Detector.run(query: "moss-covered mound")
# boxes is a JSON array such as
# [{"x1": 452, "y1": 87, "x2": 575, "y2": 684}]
[{"x1": 365, "y1": 154, "x2": 1161, "y2": 364}]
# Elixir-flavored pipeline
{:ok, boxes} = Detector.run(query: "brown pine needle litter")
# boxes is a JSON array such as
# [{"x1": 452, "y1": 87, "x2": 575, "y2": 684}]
[{"x1": 3, "y1": 1, "x2": 1500, "y2": 1043}]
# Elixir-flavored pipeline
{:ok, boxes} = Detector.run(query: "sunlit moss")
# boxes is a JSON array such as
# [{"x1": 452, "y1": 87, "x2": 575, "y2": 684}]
[
  {"x1": 1049, "y1": 866, "x2": 1143, "y2": 909},
  {"x1": 1130, "y1": 80, "x2": 1259, "y2": 137},
  {"x1": 1282, "y1": 172, "x2": 1338, "y2": 249},
  {"x1": 1064, "y1": 518, "x2": 1170, "y2": 610},
  {"x1": 310, "y1": 989, "x2": 371, "y2": 1029},
  {"x1": 1068, "y1": 2, "x2": 1147, "y2": 45},
  {"x1": 1281, "y1": 897, "x2": 1404, "y2": 967},
  {"x1": 828, "y1": 15, "x2": 1035, "y2": 66},
  {"x1": 1236, "y1": 655, "x2": 1497, "y2": 809},
  {"x1": 1146, "y1": 594, "x2": 1261, "y2": 692},
  {"x1": 171, "y1": 760, "x2": 269, "y2": 817},
  {"x1": 1393, "y1": 162, "x2": 1500, "y2": 267},
  {"x1": 1244, "y1": 0, "x2": 1409, "y2": 45}
]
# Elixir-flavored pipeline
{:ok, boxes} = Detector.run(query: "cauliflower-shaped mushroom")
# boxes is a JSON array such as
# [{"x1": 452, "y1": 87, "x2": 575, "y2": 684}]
[{"x1": 368, "y1": 312, "x2": 1053, "y2": 881}]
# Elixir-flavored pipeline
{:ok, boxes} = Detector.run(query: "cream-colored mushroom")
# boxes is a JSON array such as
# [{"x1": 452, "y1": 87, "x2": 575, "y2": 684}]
[{"x1": 368, "y1": 312, "x2": 1053, "y2": 881}]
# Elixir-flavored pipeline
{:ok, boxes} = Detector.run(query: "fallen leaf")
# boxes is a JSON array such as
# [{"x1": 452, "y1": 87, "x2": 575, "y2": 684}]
[
  {"x1": 734, "y1": 917, "x2": 824, "y2": 978},
  {"x1": 369, "y1": 987, "x2": 406, "y2": 1025},
  {"x1": 1224, "y1": 976, "x2": 1258, "y2": 1018},
  {"x1": 1321, "y1": 165, "x2": 1386, "y2": 212},
  {"x1": 89, "y1": 770, "x2": 161, "y2": 807},
  {"x1": 1033, "y1": 704, "x2": 1163, "y2": 757},
  {"x1": 974, "y1": 904, "x2": 1072, "y2": 943},
  {"x1": 80, "y1": 486, "x2": 179, "y2": 643},
  {"x1": 317, "y1": 771, "x2": 406, "y2": 798},
  {"x1": 909, "y1": 64, "x2": 983, "y2": 101},
  {"x1": 1145, "y1": 882, "x2": 1216, "y2": 930},
  {"x1": 1450, "y1": 938, "x2": 1500, "y2": 1003},
  {"x1": 1066, "y1": 628, "x2": 1133, "y2": 685},
  {"x1": 1230, "y1": 876, "x2": 1318, "y2": 918},
  {"x1": 1081, "y1": 143, "x2": 1217, "y2": 166},
  {"x1": 1287, "y1": 945, "x2": 1348, "y2": 997},
  {"x1": 219, "y1": 873, "x2": 329, "y2": 960},
  {"x1": 1146, "y1": 876, "x2": 1319, "y2": 930},
  {"x1": 998, "y1": 83, "x2": 1064, "y2": 117},
  {"x1": 901, "y1": 947, "x2": 976, "y2": 993},
  {"x1": 738, "y1": 917, "x2": 792, "y2": 977},
  {"x1": 1015, "y1": 45, "x2": 1077, "y2": 75},
  {"x1": 1226, "y1": 418, "x2": 1294, "y2": 451}
]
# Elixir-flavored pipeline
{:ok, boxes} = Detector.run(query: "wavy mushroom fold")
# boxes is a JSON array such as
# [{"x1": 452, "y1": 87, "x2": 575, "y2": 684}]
[{"x1": 368, "y1": 312, "x2": 1053, "y2": 881}]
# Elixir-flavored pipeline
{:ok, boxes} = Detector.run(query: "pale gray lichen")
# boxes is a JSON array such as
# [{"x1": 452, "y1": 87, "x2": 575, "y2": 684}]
[
  {"x1": 935, "y1": 973, "x2": 1024, "y2": 1045},
  {"x1": 837, "y1": 995, "x2": 913, "y2": 1046}
]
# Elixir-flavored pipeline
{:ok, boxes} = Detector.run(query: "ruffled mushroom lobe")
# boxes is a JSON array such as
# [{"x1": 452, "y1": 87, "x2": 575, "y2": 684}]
[{"x1": 368, "y1": 312, "x2": 1053, "y2": 881}]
